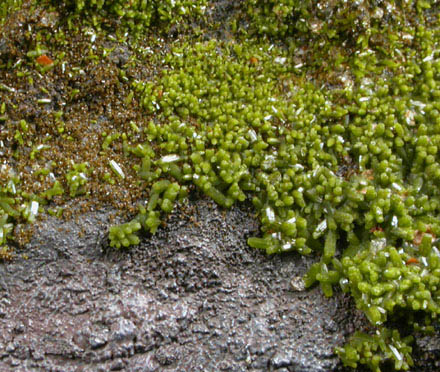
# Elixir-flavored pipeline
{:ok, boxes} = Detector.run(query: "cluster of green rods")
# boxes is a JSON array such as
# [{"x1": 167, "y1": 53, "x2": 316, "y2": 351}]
[
  {"x1": 1, "y1": 0, "x2": 440, "y2": 371},
  {"x1": 1, "y1": 0, "x2": 208, "y2": 30}
]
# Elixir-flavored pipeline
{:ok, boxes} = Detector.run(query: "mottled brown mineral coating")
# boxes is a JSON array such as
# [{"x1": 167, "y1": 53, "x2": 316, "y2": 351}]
[{"x1": 0, "y1": 6, "x2": 169, "y2": 242}]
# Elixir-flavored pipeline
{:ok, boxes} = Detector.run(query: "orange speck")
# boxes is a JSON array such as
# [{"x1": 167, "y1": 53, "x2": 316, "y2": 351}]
[
  {"x1": 406, "y1": 257, "x2": 419, "y2": 265},
  {"x1": 249, "y1": 57, "x2": 259, "y2": 65},
  {"x1": 36, "y1": 55, "x2": 54, "y2": 66}
]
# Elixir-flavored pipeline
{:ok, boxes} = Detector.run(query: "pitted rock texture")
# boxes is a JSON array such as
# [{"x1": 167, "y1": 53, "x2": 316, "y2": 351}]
[{"x1": 0, "y1": 199, "x2": 439, "y2": 372}]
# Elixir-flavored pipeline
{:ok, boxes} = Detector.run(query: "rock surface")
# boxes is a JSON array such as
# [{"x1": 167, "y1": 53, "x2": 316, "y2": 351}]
[{"x1": 0, "y1": 198, "x2": 439, "y2": 371}]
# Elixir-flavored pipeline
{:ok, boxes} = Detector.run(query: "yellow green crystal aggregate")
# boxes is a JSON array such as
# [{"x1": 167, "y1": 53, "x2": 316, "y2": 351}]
[{"x1": 1, "y1": 1, "x2": 440, "y2": 371}]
